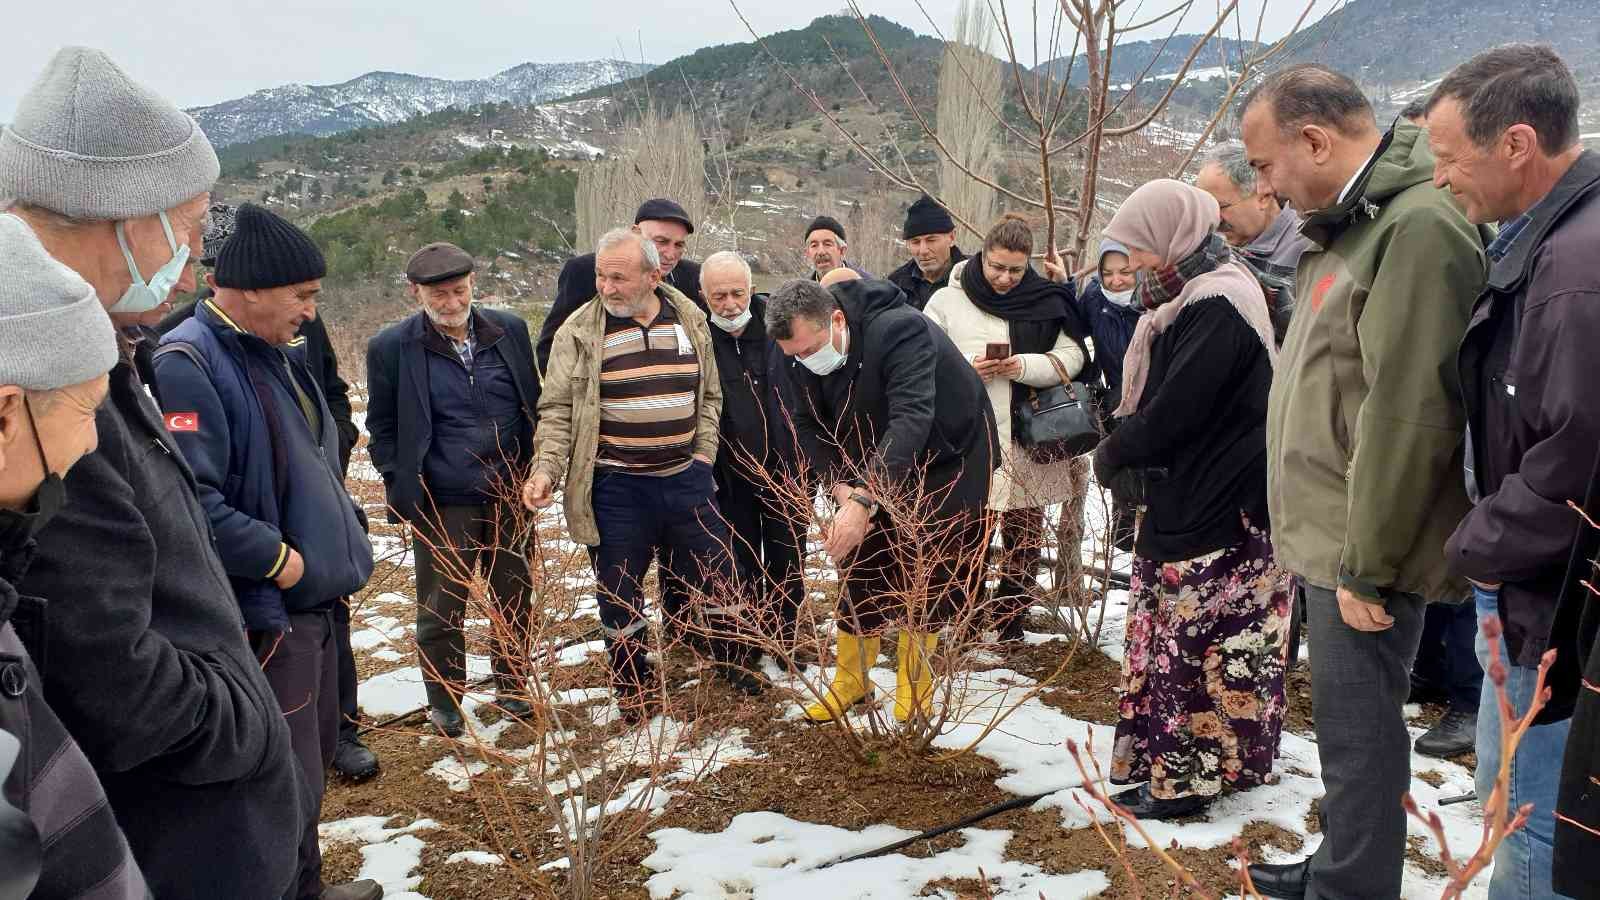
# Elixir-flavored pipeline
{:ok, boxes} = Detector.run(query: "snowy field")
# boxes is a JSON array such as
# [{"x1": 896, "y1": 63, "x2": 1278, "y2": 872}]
[{"x1": 324, "y1": 418, "x2": 1490, "y2": 899}]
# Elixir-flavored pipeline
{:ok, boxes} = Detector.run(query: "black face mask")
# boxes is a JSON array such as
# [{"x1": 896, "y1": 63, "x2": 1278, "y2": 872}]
[{"x1": 0, "y1": 396, "x2": 66, "y2": 549}]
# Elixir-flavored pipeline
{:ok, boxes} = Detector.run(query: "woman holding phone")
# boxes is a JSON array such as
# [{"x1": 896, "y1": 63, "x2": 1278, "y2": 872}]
[{"x1": 923, "y1": 214, "x2": 1088, "y2": 640}]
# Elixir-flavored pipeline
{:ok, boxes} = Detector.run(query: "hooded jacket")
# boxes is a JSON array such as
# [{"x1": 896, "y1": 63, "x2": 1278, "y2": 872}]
[
  {"x1": 1266, "y1": 121, "x2": 1490, "y2": 603},
  {"x1": 1447, "y1": 150, "x2": 1600, "y2": 669},
  {"x1": 154, "y1": 299, "x2": 375, "y2": 631},
  {"x1": 532, "y1": 284, "x2": 723, "y2": 546},
  {"x1": 780, "y1": 278, "x2": 999, "y2": 522}
]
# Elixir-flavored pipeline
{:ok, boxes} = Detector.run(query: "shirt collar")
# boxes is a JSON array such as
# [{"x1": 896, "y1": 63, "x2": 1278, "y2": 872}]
[
  {"x1": 1486, "y1": 212, "x2": 1534, "y2": 264},
  {"x1": 1336, "y1": 146, "x2": 1380, "y2": 206}
]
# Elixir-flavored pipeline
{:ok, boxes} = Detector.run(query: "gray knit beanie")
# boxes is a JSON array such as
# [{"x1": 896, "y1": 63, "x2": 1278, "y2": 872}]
[
  {"x1": 0, "y1": 47, "x2": 220, "y2": 220},
  {"x1": 0, "y1": 215, "x2": 118, "y2": 390}
]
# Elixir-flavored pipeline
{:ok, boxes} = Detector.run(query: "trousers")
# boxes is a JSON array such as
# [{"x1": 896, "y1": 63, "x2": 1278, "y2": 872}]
[
  {"x1": 717, "y1": 469, "x2": 805, "y2": 644},
  {"x1": 1303, "y1": 583, "x2": 1427, "y2": 900}
]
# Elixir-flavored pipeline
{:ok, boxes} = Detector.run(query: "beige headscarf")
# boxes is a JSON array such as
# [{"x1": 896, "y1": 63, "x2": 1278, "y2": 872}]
[{"x1": 1104, "y1": 179, "x2": 1277, "y2": 417}]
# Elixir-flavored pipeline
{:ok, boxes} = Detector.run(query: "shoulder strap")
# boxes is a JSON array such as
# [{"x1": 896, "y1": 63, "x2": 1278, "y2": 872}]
[{"x1": 152, "y1": 340, "x2": 212, "y2": 379}]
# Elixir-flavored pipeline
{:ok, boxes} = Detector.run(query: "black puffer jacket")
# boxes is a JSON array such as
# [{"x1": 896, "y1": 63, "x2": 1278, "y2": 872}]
[
  {"x1": 780, "y1": 278, "x2": 998, "y2": 521},
  {"x1": 18, "y1": 363, "x2": 308, "y2": 900}
]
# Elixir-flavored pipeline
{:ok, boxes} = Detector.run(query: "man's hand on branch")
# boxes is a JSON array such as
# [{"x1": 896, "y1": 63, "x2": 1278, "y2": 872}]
[{"x1": 823, "y1": 499, "x2": 872, "y2": 562}]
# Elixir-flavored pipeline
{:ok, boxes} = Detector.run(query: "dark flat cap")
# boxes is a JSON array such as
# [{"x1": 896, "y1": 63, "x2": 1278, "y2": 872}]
[
  {"x1": 805, "y1": 215, "x2": 846, "y2": 243},
  {"x1": 634, "y1": 198, "x2": 694, "y2": 234},
  {"x1": 406, "y1": 242, "x2": 475, "y2": 285}
]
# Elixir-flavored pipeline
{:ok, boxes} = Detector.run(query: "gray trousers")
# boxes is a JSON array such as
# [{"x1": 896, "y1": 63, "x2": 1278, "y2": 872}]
[
  {"x1": 412, "y1": 503, "x2": 532, "y2": 712},
  {"x1": 1304, "y1": 583, "x2": 1427, "y2": 900}
]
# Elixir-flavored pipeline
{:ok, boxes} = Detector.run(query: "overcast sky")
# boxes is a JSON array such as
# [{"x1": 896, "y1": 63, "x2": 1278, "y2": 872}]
[{"x1": 4, "y1": 1, "x2": 1330, "y2": 121}]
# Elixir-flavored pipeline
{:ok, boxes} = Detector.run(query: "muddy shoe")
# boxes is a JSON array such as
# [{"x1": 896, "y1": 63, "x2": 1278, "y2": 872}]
[
  {"x1": 493, "y1": 697, "x2": 533, "y2": 718},
  {"x1": 716, "y1": 663, "x2": 767, "y2": 696},
  {"x1": 1415, "y1": 708, "x2": 1477, "y2": 758},
  {"x1": 321, "y1": 879, "x2": 383, "y2": 900},
  {"x1": 332, "y1": 737, "x2": 379, "y2": 781},
  {"x1": 427, "y1": 707, "x2": 464, "y2": 738}
]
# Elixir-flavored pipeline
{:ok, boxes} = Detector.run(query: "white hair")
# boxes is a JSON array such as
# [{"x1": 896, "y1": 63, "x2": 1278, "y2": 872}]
[
  {"x1": 1202, "y1": 142, "x2": 1258, "y2": 194},
  {"x1": 700, "y1": 250, "x2": 752, "y2": 287},
  {"x1": 596, "y1": 227, "x2": 660, "y2": 274}
]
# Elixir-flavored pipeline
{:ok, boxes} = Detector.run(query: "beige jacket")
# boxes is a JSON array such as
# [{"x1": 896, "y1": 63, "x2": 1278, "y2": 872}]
[
  {"x1": 531, "y1": 284, "x2": 723, "y2": 546},
  {"x1": 924, "y1": 260, "x2": 1086, "y2": 511}
]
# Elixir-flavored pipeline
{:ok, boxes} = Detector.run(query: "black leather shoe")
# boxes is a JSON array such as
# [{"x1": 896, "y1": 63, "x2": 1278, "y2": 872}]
[
  {"x1": 427, "y1": 708, "x2": 465, "y2": 738},
  {"x1": 1109, "y1": 784, "x2": 1215, "y2": 820},
  {"x1": 493, "y1": 697, "x2": 533, "y2": 718},
  {"x1": 1249, "y1": 860, "x2": 1311, "y2": 899},
  {"x1": 1415, "y1": 708, "x2": 1477, "y2": 758},
  {"x1": 332, "y1": 737, "x2": 379, "y2": 781}
]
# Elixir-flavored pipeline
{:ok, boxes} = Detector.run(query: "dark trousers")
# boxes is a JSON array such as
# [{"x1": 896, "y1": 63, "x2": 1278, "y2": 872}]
[
  {"x1": 254, "y1": 611, "x2": 339, "y2": 900},
  {"x1": 718, "y1": 471, "x2": 806, "y2": 644},
  {"x1": 994, "y1": 506, "x2": 1045, "y2": 623},
  {"x1": 589, "y1": 462, "x2": 740, "y2": 689},
  {"x1": 1303, "y1": 583, "x2": 1427, "y2": 900},
  {"x1": 412, "y1": 502, "x2": 532, "y2": 712},
  {"x1": 1411, "y1": 598, "x2": 1482, "y2": 711},
  {"x1": 333, "y1": 599, "x2": 360, "y2": 741},
  {"x1": 840, "y1": 510, "x2": 987, "y2": 636}
]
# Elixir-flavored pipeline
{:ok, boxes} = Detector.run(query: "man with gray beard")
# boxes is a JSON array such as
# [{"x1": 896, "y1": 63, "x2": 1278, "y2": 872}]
[{"x1": 366, "y1": 242, "x2": 540, "y2": 737}]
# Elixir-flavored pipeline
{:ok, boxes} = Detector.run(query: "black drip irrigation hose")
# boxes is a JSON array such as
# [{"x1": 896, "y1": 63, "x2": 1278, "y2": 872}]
[
  {"x1": 356, "y1": 626, "x2": 603, "y2": 736},
  {"x1": 815, "y1": 781, "x2": 1084, "y2": 870}
]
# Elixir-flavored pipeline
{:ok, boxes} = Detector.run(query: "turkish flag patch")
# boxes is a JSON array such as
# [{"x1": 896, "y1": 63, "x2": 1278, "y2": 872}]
[
  {"x1": 1310, "y1": 273, "x2": 1337, "y2": 314},
  {"x1": 164, "y1": 412, "x2": 199, "y2": 432}
]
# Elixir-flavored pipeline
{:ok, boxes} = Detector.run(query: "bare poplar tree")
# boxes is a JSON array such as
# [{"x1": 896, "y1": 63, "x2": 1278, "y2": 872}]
[
  {"x1": 575, "y1": 106, "x2": 706, "y2": 253},
  {"x1": 936, "y1": 0, "x2": 1004, "y2": 229}
]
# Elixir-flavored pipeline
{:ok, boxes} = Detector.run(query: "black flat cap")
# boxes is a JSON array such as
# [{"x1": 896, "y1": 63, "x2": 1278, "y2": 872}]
[
  {"x1": 406, "y1": 242, "x2": 475, "y2": 285},
  {"x1": 634, "y1": 198, "x2": 695, "y2": 234},
  {"x1": 804, "y1": 215, "x2": 846, "y2": 243}
]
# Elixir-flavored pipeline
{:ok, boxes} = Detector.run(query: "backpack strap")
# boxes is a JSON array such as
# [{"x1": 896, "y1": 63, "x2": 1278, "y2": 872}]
[{"x1": 152, "y1": 340, "x2": 212, "y2": 379}]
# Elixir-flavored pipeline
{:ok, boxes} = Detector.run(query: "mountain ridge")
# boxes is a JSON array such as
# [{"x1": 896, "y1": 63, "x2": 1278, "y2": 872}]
[{"x1": 189, "y1": 59, "x2": 655, "y2": 147}]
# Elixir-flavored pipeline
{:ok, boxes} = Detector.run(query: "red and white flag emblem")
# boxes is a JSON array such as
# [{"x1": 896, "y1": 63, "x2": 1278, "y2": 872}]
[{"x1": 164, "y1": 412, "x2": 199, "y2": 432}]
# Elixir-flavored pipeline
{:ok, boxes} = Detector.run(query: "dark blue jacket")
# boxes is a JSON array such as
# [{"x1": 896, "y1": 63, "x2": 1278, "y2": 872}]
[
  {"x1": 366, "y1": 307, "x2": 539, "y2": 524},
  {"x1": 153, "y1": 300, "x2": 374, "y2": 631},
  {"x1": 1071, "y1": 277, "x2": 1143, "y2": 398}
]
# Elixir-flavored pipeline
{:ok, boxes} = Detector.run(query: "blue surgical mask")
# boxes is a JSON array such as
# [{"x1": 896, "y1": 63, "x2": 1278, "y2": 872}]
[
  {"x1": 110, "y1": 210, "x2": 190, "y2": 314},
  {"x1": 799, "y1": 319, "x2": 849, "y2": 375}
]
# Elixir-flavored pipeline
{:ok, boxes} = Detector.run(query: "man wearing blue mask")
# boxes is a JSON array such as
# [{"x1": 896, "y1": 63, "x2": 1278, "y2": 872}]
[
  {"x1": 1, "y1": 47, "x2": 319, "y2": 900},
  {"x1": 769, "y1": 277, "x2": 998, "y2": 725}
]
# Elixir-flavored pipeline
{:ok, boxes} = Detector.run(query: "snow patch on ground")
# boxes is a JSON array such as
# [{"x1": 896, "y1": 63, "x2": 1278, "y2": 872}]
[
  {"x1": 643, "y1": 813, "x2": 1110, "y2": 899},
  {"x1": 320, "y1": 815, "x2": 439, "y2": 898}
]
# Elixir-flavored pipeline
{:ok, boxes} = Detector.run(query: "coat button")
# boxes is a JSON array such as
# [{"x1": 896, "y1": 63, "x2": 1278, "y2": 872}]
[{"x1": 0, "y1": 662, "x2": 26, "y2": 698}]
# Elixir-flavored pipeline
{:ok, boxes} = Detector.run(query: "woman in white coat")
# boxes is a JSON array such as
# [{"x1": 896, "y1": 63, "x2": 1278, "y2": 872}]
[{"x1": 923, "y1": 214, "x2": 1088, "y2": 640}]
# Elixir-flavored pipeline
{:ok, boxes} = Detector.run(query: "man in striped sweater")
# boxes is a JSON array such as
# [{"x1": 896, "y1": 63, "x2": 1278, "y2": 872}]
[{"x1": 525, "y1": 228, "x2": 763, "y2": 720}]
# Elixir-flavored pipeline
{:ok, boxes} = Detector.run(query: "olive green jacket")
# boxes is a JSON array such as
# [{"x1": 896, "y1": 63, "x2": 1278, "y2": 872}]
[
  {"x1": 532, "y1": 284, "x2": 723, "y2": 546},
  {"x1": 1266, "y1": 122, "x2": 1491, "y2": 603}
]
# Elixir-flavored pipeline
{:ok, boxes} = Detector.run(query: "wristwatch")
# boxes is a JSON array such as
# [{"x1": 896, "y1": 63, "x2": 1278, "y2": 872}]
[{"x1": 847, "y1": 490, "x2": 879, "y2": 518}]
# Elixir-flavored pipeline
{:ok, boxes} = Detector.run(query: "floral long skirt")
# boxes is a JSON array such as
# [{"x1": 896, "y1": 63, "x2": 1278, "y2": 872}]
[{"x1": 1110, "y1": 521, "x2": 1293, "y2": 800}]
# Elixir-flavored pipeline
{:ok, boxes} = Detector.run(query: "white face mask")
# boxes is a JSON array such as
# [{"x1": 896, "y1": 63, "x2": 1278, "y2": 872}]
[
  {"x1": 799, "y1": 319, "x2": 849, "y2": 375},
  {"x1": 1102, "y1": 286, "x2": 1136, "y2": 306},
  {"x1": 710, "y1": 307, "x2": 753, "y2": 333},
  {"x1": 111, "y1": 210, "x2": 190, "y2": 314}
]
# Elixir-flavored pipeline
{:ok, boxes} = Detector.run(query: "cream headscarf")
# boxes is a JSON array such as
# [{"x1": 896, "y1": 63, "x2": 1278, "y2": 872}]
[{"x1": 1104, "y1": 179, "x2": 1277, "y2": 417}]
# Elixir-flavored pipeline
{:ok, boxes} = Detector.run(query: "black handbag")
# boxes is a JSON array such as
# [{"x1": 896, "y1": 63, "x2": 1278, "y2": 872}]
[{"x1": 1014, "y1": 353, "x2": 1105, "y2": 462}]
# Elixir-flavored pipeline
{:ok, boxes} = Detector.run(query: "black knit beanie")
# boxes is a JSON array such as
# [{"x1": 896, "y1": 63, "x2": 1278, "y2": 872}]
[
  {"x1": 902, "y1": 194, "x2": 955, "y2": 239},
  {"x1": 804, "y1": 215, "x2": 846, "y2": 243},
  {"x1": 213, "y1": 203, "x2": 327, "y2": 290}
]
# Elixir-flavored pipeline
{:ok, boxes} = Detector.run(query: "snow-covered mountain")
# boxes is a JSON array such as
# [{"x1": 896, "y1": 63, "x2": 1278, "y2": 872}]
[{"x1": 189, "y1": 60, "x2": 654, "y2": 147}]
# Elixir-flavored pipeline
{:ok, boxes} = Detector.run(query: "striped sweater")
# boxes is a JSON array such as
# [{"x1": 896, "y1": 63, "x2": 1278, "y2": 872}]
[
  {"x1": 596, "y1": 302, "x2": 702, "y2": 476},
  {"x1": 1, "y1": 545, "x2": 148, "y2": 900}
]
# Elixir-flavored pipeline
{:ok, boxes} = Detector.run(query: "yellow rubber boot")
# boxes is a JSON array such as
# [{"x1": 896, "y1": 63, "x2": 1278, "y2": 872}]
[
  {"x1": 804, "y1": 632, "x2": 880, "y2": 722},
  {"x1": 894, "y1": 631, "x2": 940, "y2": 722}
]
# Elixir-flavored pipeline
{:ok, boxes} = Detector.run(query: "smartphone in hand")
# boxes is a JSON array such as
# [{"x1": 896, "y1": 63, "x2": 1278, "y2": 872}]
[{"x1": 985, "y1": 342, "x2": 1011, "y2": 360}]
